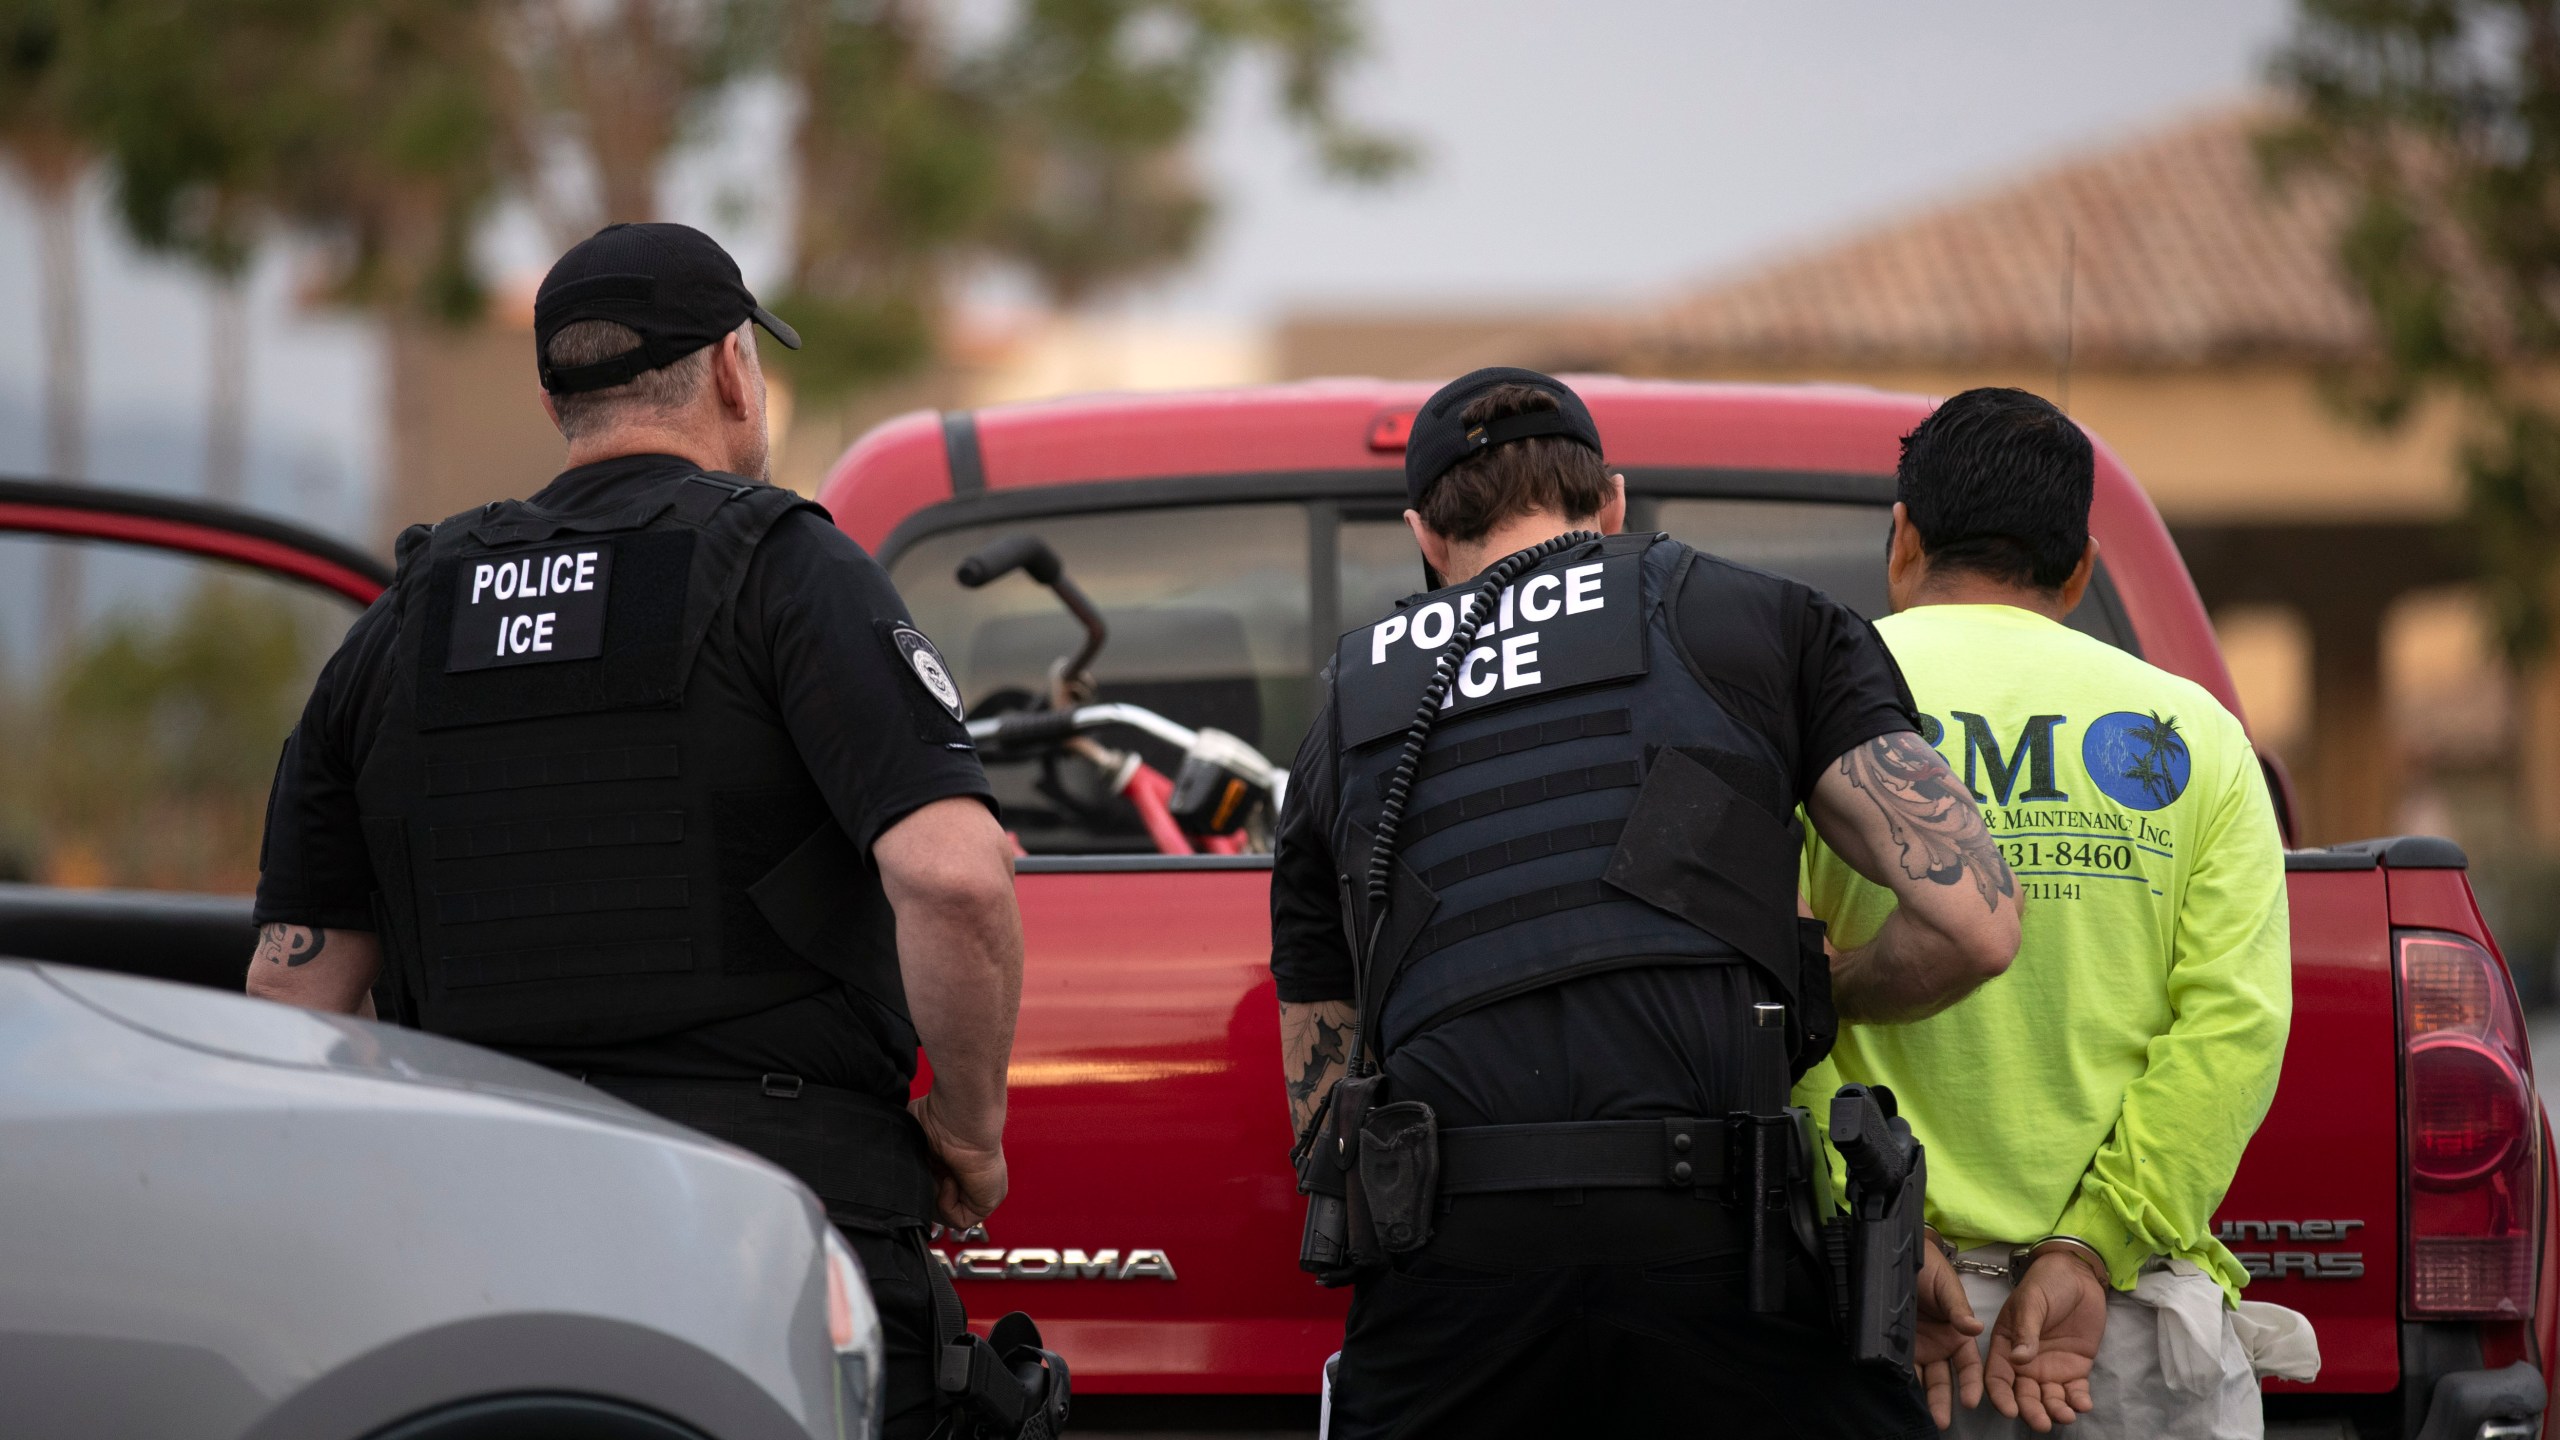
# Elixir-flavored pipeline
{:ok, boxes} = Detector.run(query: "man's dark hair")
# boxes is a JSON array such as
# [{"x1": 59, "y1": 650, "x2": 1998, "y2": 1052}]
[
  {"x1": 1895, "y1": 387, "x2": 2094, "y2": 590},
  {"x1": 1417, "y1": 384, "x2": 1614, "y2": 541}
]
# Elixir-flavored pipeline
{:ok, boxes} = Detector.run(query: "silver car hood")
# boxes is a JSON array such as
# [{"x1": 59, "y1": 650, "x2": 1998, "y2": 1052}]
[{"x1": 23, "y1": 962, "x2": 672, "y2": 1132}]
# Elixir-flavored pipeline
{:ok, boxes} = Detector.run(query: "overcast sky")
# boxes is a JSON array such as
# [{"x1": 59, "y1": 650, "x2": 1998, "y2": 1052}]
[
  {"x1": 0, "y1": 0, "x2": 2298, "y2": 538},
  {"x1": 1155, "y1": 0, "x2": 2296, "y2": 315}
]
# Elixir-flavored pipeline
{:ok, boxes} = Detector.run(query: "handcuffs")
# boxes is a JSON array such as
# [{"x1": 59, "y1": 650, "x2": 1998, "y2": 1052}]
[{"x1": 1927, "y1": 1226, "x2": 2112, "y2": 1287}]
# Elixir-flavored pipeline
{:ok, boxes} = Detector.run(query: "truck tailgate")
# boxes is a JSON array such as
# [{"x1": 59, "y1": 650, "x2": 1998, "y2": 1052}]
[{"x1": 2216, "y1": 867, "x2": 2401, "y2": 1393}]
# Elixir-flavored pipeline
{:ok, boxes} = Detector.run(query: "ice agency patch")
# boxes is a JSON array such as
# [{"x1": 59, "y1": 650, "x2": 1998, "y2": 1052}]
[
  {"x1": 889, "y1": 624, "x2": 966, "y2": 722},
  {"x1": 2081, "y1": 710, "x2": 2192, "y2": 812},
  {"x1": 446, "y1": 541, "x2": 613, "y2": 673}
]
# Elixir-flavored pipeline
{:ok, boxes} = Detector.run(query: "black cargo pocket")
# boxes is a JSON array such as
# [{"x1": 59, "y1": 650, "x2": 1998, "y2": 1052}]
[{"x1": 1602, "y1": 745, "x2": 1802, "y2": 997}]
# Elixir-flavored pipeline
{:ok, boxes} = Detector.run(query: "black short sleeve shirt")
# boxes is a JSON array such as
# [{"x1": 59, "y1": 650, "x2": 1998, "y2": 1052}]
[
  {"x1": 254, "y1": 454, "x2": 994, "y2": 1098},
  {"x1": 1268, "y1": 540, "x2": 1916, "y2": 1123}
]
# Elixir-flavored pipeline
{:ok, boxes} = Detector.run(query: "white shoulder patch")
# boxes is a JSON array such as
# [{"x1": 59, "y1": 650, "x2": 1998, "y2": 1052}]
[{"x1": 889, "y1": 624, "x2": 966, "y2": 722}]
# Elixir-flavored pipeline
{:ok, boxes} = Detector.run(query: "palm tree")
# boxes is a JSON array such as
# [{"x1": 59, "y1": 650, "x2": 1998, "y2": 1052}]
[{"x1": 2123, "y1": 712, "x2": 2187, "y2": 808}]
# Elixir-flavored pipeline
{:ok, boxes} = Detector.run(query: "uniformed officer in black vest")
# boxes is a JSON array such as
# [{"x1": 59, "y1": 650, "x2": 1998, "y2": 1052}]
[
  {"x1": 249, "y1": 223, "x2": 1029, "y2": 1439},
  {"x1": 1272, "y1": 368, "x2": 2024, "y2": 1438}
]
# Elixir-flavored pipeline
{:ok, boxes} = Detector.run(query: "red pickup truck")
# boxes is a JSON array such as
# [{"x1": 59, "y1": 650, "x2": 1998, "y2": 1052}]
[
  {"x1": 812, "y1": 378, "x2": 2553, "y2": 1438},
  {"x1": 0, "y1": 375, "x2": 2547, "y2": 1438}
]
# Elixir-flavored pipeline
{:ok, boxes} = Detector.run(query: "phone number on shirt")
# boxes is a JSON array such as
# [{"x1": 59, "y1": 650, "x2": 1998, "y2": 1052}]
[{"x1": 1998, "y1": 839, "x2": 2138, "y2": 873}]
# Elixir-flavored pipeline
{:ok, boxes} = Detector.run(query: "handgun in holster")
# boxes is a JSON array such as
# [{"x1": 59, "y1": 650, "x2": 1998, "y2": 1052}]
[
  {"x1": 935, "y1": 1311, "x2": 1071, "y2": 1440},
  {"x1": 1295, "y1": 1069, "x2": 1440, "y2": 1288},
  {"x1": 1823, "y1": 1083, "x2": 1926, "y2": 1370}
]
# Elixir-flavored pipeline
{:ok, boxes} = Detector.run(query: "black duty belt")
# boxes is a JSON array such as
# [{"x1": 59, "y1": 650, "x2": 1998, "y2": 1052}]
[
  {"x1": 1439, "y1": 1116, "x2": 1732, "y2": 1195},
  {"x1": 583, "y1": 1072, "x2": 936, "y2": 1227}
]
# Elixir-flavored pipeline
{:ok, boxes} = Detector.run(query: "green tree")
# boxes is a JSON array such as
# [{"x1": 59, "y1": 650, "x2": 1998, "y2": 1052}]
[
  {"x1": 2269, "y1": 0, "x2": 2560, "y2": 658},
  {"x1": 182, "y1": 0, "x2": 1413, "y2": 401},
  {"x1": 774, "y1": 0, "x2": 1410, "y2": 399},
  {"x1": 60, "y1": 0, "x2": 1406, "y2": 423}
]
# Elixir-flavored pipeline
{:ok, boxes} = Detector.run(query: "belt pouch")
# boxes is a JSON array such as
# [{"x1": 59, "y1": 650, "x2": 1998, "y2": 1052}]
[
  {"x1": 1357, "y1": 1100, "x2": 1439, "y2": 1254},
  {"x1": 1330, "y1": 1072, "x2": 1387, "y2": 1267}
]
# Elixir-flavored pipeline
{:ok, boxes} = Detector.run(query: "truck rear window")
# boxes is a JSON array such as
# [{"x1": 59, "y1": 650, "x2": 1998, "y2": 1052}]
[{"x1": 887, "y1": 492, "x2": 2135, "y2": 852}]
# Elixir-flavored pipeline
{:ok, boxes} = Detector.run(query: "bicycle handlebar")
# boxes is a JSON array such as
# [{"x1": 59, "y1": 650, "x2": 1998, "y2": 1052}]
[
  {"x1": 967, "y1": 702, "x2": 1286, "y2": 793},
  {"x1": 955, "y1": 534, "x2": 1108, "y2": 685},
  {"x1": 956, "y1": 535, "x2": 1064, "y2": 588}
]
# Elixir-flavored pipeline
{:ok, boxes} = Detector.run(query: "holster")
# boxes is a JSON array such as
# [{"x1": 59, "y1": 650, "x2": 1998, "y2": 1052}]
[
  {"x1": 1822, "y1": 1084, "x2": 1926, "y2": 1370},
  {"x1": 919, "y1": 1230, "x2": 1072, "y2": 1440},
  {"x1": 1294, "y1": 1071, "x2": 1444, "y2": 1283},
  {"x1": 934, "y1": 1310, "x2": 1072, "y2": 1440},
  {"x1": 1293, "y1": 1073, "x2": 1369, "y2": 1287}
]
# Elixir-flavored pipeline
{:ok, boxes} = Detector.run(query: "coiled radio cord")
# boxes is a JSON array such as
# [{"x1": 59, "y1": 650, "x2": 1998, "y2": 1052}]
[{"x1": 1347, "y1": 529, "x2": 1603, "y2": 1077}]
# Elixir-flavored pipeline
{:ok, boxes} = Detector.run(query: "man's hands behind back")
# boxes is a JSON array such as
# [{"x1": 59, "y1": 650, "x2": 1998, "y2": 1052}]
[
  {"x1": 1916, "y1": 1240, "x2": 1985, "y2": 1429},
  {"x1": 1985, "y1": 1250, "x2": 2108, "y2": 1432}
]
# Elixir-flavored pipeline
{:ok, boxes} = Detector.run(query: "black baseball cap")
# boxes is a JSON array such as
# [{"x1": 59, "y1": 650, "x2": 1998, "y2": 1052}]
[
  {"x1": 533, "y1": 222, "x2": 801, "y2": 394},
  {"x1": 1404, "y1": 366, "x2": 1604, "y2": 508}
]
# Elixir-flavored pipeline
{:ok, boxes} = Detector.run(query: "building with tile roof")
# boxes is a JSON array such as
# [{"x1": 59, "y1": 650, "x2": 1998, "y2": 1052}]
[{"x1": 1474, "y1": 103, "x2": 2527, "y2": 857}]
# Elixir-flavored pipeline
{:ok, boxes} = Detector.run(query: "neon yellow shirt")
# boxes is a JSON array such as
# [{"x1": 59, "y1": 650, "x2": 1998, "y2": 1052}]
[{"x1": 1795, "y1": 604, "x2": 2290, "y2": 1300}]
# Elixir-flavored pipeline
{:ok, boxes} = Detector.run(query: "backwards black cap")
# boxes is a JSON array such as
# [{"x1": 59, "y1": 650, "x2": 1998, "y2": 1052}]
[
  {"x1": 1404, "y1": 366, "x2": 1603, "y2": 508},
  {"x1": 534, "y1": 222, "x2": 801, "y2": 395}
]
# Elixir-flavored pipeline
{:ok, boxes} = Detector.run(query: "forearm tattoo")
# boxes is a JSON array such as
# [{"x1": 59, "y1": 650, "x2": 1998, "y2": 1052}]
[
  {"x1": 1280, "y1": 999, "x2": 1355, "y2": 1137},
  {"x1": 254, "y1": 924, "x2": 327, "y2": 968},
  {"x1": 1840, "y1": 732, "x2": 2014, "y2": 912}
]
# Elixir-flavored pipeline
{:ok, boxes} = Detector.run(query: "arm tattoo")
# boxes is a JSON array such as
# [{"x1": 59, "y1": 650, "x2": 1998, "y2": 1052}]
[
  {"x1": 1288, "y1": 1014, "x2": 1346, "y2": 1111},
  {"x1": 1279, "y1": 999, "x2": 1355, "y2": 1137},
  {"x1": 254, "y1": 924, "x2": 327, "y2": 968},
  {"x1": 1840, "y1": 733, "x2": 2014, "y2": 912}
]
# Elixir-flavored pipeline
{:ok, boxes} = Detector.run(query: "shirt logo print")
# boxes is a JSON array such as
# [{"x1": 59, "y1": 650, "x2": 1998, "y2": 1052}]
[{"x1": 2082, "y1": 710, "x2": 2191, "y2": 812}]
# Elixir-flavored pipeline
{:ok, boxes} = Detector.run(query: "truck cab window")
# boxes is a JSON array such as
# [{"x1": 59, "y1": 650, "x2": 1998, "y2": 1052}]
[
  {"x1": 0, "y1": 536, "x2": 347, "y2": 890},
  {"x1": 1655, "y1": 497, "x2": 2136, "y2": 652},
  {"x1": 891, "y1": 505, "x2": 1312, "y2": 853}
]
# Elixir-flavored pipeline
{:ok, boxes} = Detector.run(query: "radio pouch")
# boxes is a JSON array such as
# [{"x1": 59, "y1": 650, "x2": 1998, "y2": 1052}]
[{"x1": 1357, "y1": 1100, "x2": 1439, "y2": 1254}]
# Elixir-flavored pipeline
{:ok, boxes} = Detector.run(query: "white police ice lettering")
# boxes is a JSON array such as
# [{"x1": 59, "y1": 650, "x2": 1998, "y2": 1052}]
[
  {"x1": 1519, "y1": 572, "x2": 1561, "y2": 622},
  {"x1": 447, "y1": 540, "x2": 615, "y2": 673},
  {"x1": 1503, "y1": 631, "x2": 1541, "y2": 688},
  {"x1": 1336, "y1": 549, "x2": 1644, "y2": 748},
  {"x1": 1564, "y1": 562, "x2": 1604, "y2": 614}
]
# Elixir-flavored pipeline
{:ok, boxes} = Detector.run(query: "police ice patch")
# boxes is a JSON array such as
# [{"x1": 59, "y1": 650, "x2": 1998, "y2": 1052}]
[
  {"x1": 447, "y1": 540, "x2": 613, "y2": 672},
  {"x1": 890, "y1": 624, "x2": 966, "y2": 722}
]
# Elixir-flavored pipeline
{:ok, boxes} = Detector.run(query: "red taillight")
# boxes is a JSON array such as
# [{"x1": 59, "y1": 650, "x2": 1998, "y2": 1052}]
[
  {"x1": 2398, "y1": 930, "x2": 2540, "y2": 1318},
  {"x1": 2407, "y1": 1038, "x2": 2527, "y2": 1187},
  {"x1": 1368, "y1": 410, "x2": 1415, "y2": 451}
]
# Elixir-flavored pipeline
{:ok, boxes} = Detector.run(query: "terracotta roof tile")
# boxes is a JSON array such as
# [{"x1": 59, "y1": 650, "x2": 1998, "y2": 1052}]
[{"x1": 1566, "y1": 104, "x2": 2373, "y2": 370}]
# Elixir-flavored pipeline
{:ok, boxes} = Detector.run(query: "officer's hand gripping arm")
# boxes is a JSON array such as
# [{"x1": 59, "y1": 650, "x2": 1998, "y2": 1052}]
[
  {"x1": 1806, "y1": 731, "x2": 2019, "y2": 1023},
  {"x1": 878, "y1": 796, "x2": 1025, "y2": 1231},
  {"x1": 246, "y1": 924, "x2": 382, "y2": 1016}
]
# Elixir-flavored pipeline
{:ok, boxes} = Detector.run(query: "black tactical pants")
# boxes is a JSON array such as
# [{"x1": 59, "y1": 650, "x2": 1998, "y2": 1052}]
[
  {"x1": 1327, "y1": 1193, "x2": 1934, "y2": 1440},
  {"x1": 837, "y1": 1224, "x2": 948, "y2": 1440}
]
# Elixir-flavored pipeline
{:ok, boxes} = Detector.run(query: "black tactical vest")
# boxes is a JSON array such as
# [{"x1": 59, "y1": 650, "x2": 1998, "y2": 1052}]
[
  {"x1": 1331, "y1": 533, "x2": 1831, "y2": 1064},
  {"x1": 355, "y1": 469, "x2": 913, "y2": 1048}
]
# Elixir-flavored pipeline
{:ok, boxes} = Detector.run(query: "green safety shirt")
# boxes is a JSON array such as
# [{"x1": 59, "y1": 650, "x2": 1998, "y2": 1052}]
[{"x1": 1795, "y1": 603, "x2": 2291, "y2": 1301}]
